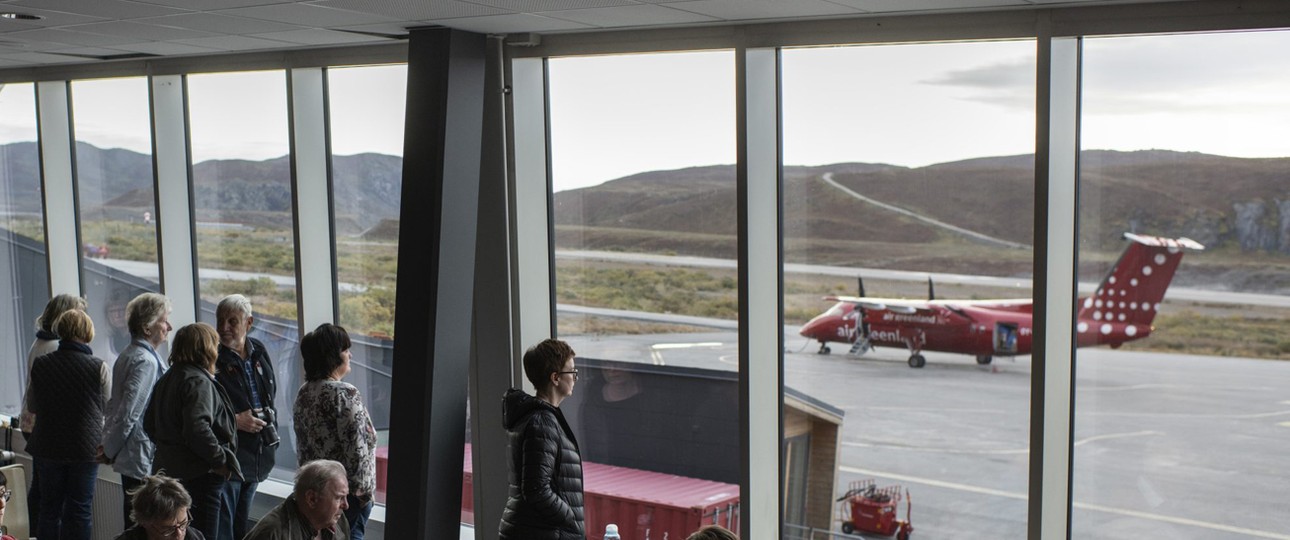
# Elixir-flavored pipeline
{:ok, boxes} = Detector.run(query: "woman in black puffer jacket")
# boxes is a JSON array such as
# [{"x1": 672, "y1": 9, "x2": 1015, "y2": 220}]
[{"x1": 500, "y1": 339, "x2": 585, "y2": 540}]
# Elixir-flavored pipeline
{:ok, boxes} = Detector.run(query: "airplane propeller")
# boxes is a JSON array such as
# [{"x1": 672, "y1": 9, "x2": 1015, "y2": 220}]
[{"x1": 927, "y1": 277, "x2": 935, "y2": 301}]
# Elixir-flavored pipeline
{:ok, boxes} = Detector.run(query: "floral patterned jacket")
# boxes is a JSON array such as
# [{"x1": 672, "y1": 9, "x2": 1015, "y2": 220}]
[{"x1": 292, "y1": 379, "x2": 378, "y2": 497}]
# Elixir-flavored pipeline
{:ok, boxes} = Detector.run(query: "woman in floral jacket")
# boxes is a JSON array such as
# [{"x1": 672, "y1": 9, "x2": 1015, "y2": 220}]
[{"x1": 294, "y1": 323, "x2": 377, "y2": 540}]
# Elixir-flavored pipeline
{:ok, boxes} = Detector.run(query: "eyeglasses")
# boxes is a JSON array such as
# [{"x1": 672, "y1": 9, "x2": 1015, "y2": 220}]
[
  {"x1": 557, "y1": 370, "x2": 579, "y2": 381},
  {"x1": 150, "y1": 512, "x2": 192, "y2": 539},
  {"x1": 0, "y1": 487, "x2": 10, "y2": 502}
]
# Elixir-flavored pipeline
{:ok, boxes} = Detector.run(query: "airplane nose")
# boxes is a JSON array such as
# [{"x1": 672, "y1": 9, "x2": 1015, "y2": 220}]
[{"x1": 800, "y1": 317, "x2": 824, "y2": 338}]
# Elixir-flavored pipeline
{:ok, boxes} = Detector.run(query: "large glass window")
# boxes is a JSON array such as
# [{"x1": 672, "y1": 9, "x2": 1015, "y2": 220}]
[
  {"x1": 1073, "y1": 30, "x2": 1290, "y2": 539},
  {"x1": 0, "y1": 82, "x2": 49, "y2": 417},
  {"x1": 327, "y1": 63, "x2": 406, "y2": 506},
  {"x1": 781, "y1": 41, "x2": 1036, "y2": 538},
  {"x1": 187, "y1": 70, "x2": 301, "y2": 471},
  {"x1": 71, "y1": 77, "x2": 161, "y2": 358},
  {"x1": 548, "y1": 51, "x2": 743, "y2": 539}
]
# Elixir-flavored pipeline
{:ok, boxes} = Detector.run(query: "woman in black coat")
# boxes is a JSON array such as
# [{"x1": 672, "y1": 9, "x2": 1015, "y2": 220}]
[
  {"x1": 500, "y1": 339, "x2": 585, "y2": 540},
  {"x1": 25, "y1": 309, "x2": 108, "y2": 540},
  {"x1": 144, "y1": 323, "x2": 241, "y2": 540}
]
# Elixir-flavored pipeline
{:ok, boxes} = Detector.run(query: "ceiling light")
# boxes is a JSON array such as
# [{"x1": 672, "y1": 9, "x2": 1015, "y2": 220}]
[{"x1": 1, "y1": 12, "x2": 44, "y2": 21}]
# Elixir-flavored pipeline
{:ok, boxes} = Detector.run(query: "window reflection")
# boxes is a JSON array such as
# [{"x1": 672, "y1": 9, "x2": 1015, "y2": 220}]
[
  {"x1": 781, "y1": 40, "x2": 1035, "y2": 538},
  {"x1": 0, "y1": 82, "x2": 49, "y2": 417},
  {"x1": 327, "y1": 64, "x2": 406, "y2": 508},
  {"x1": 187, "y1": 70, "x2": 301, "y2": 472},
  {"x1": 549, "y1": 50, "x2": 742, "y2": 539},
  {"x1": 71, "y1": 77, "x2": 161, "y2": 358},
  {"x1": 1074, "y1": 30, "x2": 1290, "y2": 539}
]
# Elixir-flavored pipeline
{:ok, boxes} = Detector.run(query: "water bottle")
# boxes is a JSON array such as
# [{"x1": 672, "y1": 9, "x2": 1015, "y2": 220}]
[{"x1": 604, "y1": 523, "x2": 621, "y2": 540}]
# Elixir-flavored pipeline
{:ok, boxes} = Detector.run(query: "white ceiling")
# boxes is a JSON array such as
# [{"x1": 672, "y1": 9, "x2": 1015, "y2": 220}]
[{"x1": 0, "y1": 0, "x2": 1173, "y2": 69}]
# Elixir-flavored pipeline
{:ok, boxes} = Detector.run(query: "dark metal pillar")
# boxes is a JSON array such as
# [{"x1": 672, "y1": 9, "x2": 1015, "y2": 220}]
[{"x1": 386, "y1": 27, "x2": 486, "y2": 539}]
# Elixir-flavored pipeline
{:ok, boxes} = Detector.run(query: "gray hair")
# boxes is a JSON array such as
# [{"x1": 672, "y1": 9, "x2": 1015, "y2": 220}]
[
  {"x1": 126, "y1": 293, "x2": 171, "y2": 339},
  {"x1": 294, "y1": 460, "x2": 347, "y2": 498},
  {"x1": 128, "y1": 474, "x2": 192, "y2": 525},
  {"x1": 216, "y1": 294, "x2": 253, "y2": 319}
]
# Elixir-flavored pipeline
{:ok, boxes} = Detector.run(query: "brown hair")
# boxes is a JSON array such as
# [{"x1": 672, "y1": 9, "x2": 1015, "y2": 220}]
[
  {"x1": 168, "y1": 323, "x2": 219, "y2": 370},
  {"x1": 38, "y1": 294, "x2": 87, "y2": 334},
  {"x1": 522, "y1": 338, "x2": 575, "y2": 390},
  {"x1": 686, "y1": 525, "x2": 739, "y2": 540},
  {"x1": 127, "y1": 474, "x2": 192, "y2": 525},
  {"x1": 53, "y1": 309, "x2": 95, "y2": 343}
]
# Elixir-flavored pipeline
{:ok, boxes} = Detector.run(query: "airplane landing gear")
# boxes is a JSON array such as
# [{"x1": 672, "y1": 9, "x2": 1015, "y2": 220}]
[
  {"x1": 818, "y1": 343, "x2": 832, "y2": 355},
  {"x1": 908, "y1": 354, "x2": 926, "y2": 368},
  {"x1": 976, "y1": 355, "x2": 993, "y2": 365}
]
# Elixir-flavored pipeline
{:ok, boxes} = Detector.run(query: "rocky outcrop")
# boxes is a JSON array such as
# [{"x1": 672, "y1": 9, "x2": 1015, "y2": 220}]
[{"x1": 1233, "y1": 199, "x2": 1289, "y2": 254}]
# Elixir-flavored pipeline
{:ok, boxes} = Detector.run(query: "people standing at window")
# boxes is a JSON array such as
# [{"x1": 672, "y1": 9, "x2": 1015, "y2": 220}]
[
  {"x1": 145, "y1": 323, "x2": 242, "y2": 540},
  {"x1": 212, "y1": 294, "x2": 278, "y2": 540},
  {"x1": 500, "y1": 339, "x2": 585, "y2": 540},
  {"x1": 103, "y1": 293, "x2": 173, "y2": 530},
  {"x1": 25, "y1": 309, "x2": 109, "y2": 540},
  {"x1": 294, "y1": 324, "x2": 377, "y2": 540},
  {"x1": 20, "y1": 293, "x2": 88, "y2": 537}
]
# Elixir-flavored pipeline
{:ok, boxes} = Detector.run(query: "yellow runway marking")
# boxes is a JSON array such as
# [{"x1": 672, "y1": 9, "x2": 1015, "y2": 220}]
[{"x1": 840, "y1": 466, "x2": 1290, "y2": 540}]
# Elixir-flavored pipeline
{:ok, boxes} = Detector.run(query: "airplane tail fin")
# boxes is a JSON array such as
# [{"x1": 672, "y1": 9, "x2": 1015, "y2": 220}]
[{"x1": 1077, "y1": 233, "x2": 1204, "y2": 327}]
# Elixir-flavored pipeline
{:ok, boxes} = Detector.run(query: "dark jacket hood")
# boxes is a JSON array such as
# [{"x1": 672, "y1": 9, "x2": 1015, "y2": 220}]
[{"x1": 502, "y1": 388, "x2": 551, "y2": 431}]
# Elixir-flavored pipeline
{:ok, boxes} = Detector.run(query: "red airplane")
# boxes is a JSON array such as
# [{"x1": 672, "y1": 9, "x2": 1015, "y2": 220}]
[{"x1": 799, "y1": 233, "x2": 1204, "y2": 368}]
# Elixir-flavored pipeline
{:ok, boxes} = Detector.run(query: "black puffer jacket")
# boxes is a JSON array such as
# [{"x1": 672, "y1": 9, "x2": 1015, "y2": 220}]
[{"x1": 499, "y1": 389, "x2": 585, "y2": 540}]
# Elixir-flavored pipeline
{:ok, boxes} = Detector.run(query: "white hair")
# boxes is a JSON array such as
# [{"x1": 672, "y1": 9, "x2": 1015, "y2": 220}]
[{"x1": 216, "y1": 294, "x2": 253, "y2": 318}]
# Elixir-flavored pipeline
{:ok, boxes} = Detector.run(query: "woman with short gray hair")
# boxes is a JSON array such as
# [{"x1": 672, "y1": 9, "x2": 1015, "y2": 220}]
[
  {"x1": 103, "y1": 292, "x2": 173, "y2": 528},
  {"x1": 113, "y1": 474, "x2": 206, "y2": 540}
]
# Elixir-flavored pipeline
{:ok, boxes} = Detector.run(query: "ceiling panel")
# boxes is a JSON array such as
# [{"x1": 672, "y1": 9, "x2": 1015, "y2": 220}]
[
  {"x1": 132, "y1": 0, "x2": 296, "y2": 9},
  {"x1": 424, "y1": 12, "x2": 593, "y2": 33},
  {"x1": 69, "y1": 20, "x2": 223, "y2": 41},
  {"x1": 471, "y1": 0, "x2": 639, "y2": 11},
  {"x1": 0, "y1": 7, "x2": 108, "y2": 27},
  {"x1": 6, "y1": 0, "x2": 189, "y2": 20},
  {"x1": 543, "y1": 4, "x2": 719, "y2": 27},
  {"x1": 9, "y1": 27, "x2": 141, "y2": 47},
  {"x1": 138, "y1": 12, "x2": 304, "y2": 34},
  {"x1": 174, "y1": 33, "x2": 296, "y2": 50},
  {"x1": 0, "y1": 50, "x2": 95, "y2": 64},
  {"x1": 249, "y1": 27, "x2": 390, "y2": 45},
  {"x1": 111, "y1": 40, "x2": 222, "y2": 54},
  {"x1": 831, "y1": 0, "x2": 1027, "y2": 11},
  {"x1": 219, "y1": 3, "x2": 399, "y2": 26},
  {"x1": 333, "y1": 21, "x2": 414, "y2": 36},
  {"x1": 314, "y1": 0, "x2": 511, "y2": 20},
  {"x1": 663, "y1": 0, "x2": 860, "y2": 20}
]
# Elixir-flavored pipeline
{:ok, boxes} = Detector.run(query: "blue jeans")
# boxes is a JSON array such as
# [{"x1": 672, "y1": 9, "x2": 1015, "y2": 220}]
[
  {"x1": 220, "y1": 479, "x2": 258, "y2": 540},
  {"x1": 345, "y1": 494, "x2": 374, "y2": 540},
  {"x1": 180, "y1": 473, "x2": 228, "y2": 540},
  {"x1": 33, "y1": 459, "x2": 97, "y2": 540}
]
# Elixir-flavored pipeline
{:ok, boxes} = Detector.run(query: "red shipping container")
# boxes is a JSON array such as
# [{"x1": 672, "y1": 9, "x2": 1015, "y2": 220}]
[{"x1": 378, "y1": 445, "x2": 741, "y2": 539}]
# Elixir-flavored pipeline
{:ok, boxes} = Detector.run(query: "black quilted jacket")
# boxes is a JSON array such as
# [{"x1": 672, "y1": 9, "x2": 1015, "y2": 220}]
[{"x1": 499, "y1": 389, "x2": 585, "y2": 540}]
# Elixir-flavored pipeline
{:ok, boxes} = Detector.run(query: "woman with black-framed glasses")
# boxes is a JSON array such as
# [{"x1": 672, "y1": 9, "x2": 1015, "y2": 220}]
[
  {"x1": 500, "y1": 338, "x2": 585, "y2": 540},
  {"x1": 1, "y1": 471, "x2": 17, "y2": 540},
  {"x1": 113, "y1": 474, "x2": 205, "y2": 540}
]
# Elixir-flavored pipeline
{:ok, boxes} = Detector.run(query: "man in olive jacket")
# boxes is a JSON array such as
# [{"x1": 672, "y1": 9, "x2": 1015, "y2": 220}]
[{"x1": 244, "y1": 460, "x2": 351, "y2": 540}]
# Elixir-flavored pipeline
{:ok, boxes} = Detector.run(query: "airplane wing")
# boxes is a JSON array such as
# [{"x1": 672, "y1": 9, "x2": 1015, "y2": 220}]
[{"x1": 825, "y1": 295, "x2": 933, "y2": 315}]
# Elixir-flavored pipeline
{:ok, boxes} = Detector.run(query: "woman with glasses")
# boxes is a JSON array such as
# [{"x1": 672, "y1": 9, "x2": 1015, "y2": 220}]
[
  {"x1": 500, "y1": 339, "x2": 585, "y2": 540},
  {"x1": 293, "y1": 323, "x2": 377, "y2": 540},
  {"x1": 113, "y1": 474, "x2": 204, "y2": 540}
]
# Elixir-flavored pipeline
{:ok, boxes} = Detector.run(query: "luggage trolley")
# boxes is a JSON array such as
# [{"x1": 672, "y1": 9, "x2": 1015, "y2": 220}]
[{"x1": 836, "y1": 479, "x2": 913, "y2": 540}]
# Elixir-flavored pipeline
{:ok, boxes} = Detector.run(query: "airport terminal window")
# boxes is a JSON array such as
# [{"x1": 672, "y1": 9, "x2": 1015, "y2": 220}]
[
  {"x1": 780, "y1": 40, "x2": 1036, "y2": 538},
  {"x1": 70, "y1": 77, "x2": 162, "y2": 358},
  {"x1": 1073, "y1": 30, "x2": 1290, "y2": 539},
  {"x1": 0, "y1": 82, "x2": 48, "y2": 418},
  {"x1": 187, "y1": 70, "x2": 302, "y2": 471},
  {"x1": 547, "y1": 50, "x2": 743, "y2": 538},
  {"x1": 327, "y1": 63, "x2": 407, "y2": 507}
]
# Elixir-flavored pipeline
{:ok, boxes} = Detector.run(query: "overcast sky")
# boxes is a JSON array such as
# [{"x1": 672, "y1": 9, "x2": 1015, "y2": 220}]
[{"x1": 1, "y1": 29, "x2": 1287, "y2": 192}]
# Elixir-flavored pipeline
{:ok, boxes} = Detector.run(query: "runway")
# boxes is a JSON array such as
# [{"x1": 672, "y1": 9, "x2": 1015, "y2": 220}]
[{"x1": 568, "y1": 332, "x2": 1290, "y2": 540}]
